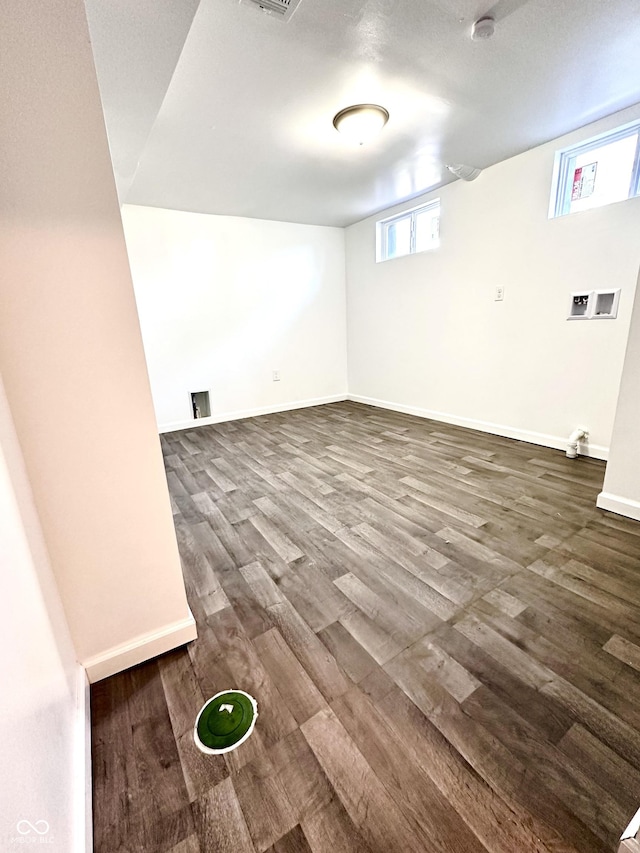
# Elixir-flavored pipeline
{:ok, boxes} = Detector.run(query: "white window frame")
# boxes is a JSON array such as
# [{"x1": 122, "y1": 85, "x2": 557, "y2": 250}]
[
  {"x1": 376, "y1": 199, "x2": 440, "y2": 263},
  {"x1": 549, "y1": 119, "x2": 640, "y2": 219}
]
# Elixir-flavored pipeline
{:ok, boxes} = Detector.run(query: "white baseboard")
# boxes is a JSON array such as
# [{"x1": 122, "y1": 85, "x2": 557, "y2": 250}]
[
  {"x1": 158, "y1": 394, "x2": 348, "y2": 434},
  {"x1": 620, "y1": 809, "x2": 640, "y2": 849},
  {"x1": 75, "y1": 665, "x2": 92, "y2": 853},
  {"x1": 621, "y1": 805, "x2": 640, "y2": 840},
  {"x1": 82, "y1": 610, "x2": 197, "y2": 683},
  {"x1": 597, "y1": 491, "x2": 640, "y2": 521},
  {"x1": 348, "y1": 394, "x2": 609, "y2": 460}
]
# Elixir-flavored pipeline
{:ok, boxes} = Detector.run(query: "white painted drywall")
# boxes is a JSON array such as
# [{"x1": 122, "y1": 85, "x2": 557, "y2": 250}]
[
  {"x1": 598, "y1": 263, "x2": 640, "y2": 519},
  {"x1": 122, "y1": 205, "x2": 348, "y2": 431},
  {"x1": 0, "y1": 376, "x2": 87, "y2": 852},
  {"x1": 346, "y1": 104, "x2": 640, "y2": 457},
  {"x1": 0, "y1": 0, "x2": 194, "y2": 680}
]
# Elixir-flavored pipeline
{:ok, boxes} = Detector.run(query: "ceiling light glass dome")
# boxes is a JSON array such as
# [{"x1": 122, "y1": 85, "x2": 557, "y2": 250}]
[{"x1": 333, "y1": 104, "x2": 389, "y2": 145}]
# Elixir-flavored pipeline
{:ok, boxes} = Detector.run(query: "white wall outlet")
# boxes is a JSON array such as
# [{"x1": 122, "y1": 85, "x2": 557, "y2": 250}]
[
  {"x1": 495, "y1": 286, "x2": 504, "y2": 301},
  {"x1": 272, "y1": 370, "x2": 280, "y2": 381}
]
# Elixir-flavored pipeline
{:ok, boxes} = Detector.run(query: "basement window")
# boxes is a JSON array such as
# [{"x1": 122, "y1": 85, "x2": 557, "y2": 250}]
[
  {"x1": 550, "y1": 120, "x2": 640, "y2": 218},
  {"x1": 376, "y1": 200, "x2": 440, "y2": 262}
]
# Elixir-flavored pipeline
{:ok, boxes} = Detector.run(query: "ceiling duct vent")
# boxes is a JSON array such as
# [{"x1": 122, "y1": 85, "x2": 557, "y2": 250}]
[{"x1": 239, "y1": 0, "x2": 302, "y2": 22}]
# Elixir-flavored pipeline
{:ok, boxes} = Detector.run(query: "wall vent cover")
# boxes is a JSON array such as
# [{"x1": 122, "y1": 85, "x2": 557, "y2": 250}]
[{"x1": 240, "y1": 0, "x2": 301, "y2": 22}]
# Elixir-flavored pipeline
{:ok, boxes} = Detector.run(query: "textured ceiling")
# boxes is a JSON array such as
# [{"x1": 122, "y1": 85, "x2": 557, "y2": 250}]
[{"x1": 86, "y1": 0, "x2": 640, "y2": 226}]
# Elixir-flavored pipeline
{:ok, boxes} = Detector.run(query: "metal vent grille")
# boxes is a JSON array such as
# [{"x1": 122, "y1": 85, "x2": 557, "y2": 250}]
[{"x1": 240, "y1": 0, "x2": 301, "y2": 22}]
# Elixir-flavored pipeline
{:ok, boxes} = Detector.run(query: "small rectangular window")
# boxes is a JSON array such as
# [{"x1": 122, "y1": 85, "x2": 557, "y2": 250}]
[
  {"x1": 376, "y1": 200, "x2": 440, "y2": 262},
  {"x1": 550, "y1": 120, "x2": 640, "y2": 218}
]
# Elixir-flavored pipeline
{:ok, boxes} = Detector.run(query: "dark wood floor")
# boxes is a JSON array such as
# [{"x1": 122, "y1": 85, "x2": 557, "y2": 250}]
[{"x1": 92, "y1": 402, "x2": 640, "y2": 853}]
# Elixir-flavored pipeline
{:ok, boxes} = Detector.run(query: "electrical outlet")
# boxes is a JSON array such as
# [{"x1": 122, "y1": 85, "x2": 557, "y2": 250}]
[
  {"x1": 495, "y1": 287, "x2": 505, "y2": 301},
  {"x1": 272, "y1": 370, "x2": 280, "y2": 382}
]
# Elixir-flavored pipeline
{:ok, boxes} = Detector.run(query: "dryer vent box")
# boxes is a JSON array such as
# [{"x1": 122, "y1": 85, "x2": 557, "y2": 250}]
[
  {"x1": 592, "y1": 289, "x2": 620, "y2": 319},
  {"x1": 191, "y1": 391, "x2": 211, "y2": 419}
]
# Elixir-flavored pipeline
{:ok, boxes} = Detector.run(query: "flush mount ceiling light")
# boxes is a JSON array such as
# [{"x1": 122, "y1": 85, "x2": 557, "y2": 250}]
[
  {"x1": 333, "y1": 104, "x2": 389, "y2": 145},
  {"x1": 446, "y1": 163, "x2": 482, "y2": 181},
  {"x1": 471, "y1": 15, "x2": 495, "y2": 40}
]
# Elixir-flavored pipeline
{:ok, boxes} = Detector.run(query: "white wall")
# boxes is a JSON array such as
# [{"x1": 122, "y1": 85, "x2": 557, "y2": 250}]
[
  {"x1": 0, "y1": 0, "x2": 195, "y2": 683},
  {"x1": 122, "y1": 205, "x2": 348, "y2": 431},
  {"x1": 598, "y1": 264, "x2": 640, "y2": 519},
  {"x1": 346, "y1": 104, "x2": 640, "y2": 458},
  {"x1": 0, "y1": 376, "x2": 88, "y2": 852}
]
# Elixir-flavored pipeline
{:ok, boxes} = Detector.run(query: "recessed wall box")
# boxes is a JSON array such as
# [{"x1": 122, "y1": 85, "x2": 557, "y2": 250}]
[
  {"x1": 191, "y1": 390, "x2": 211, "y2": 419},
  {"x1": 592, "y1": 289, "x2": 620, "y2": 319},
  {"x1": 568, "y1": 292, "x2": 592, "y2": 320}
]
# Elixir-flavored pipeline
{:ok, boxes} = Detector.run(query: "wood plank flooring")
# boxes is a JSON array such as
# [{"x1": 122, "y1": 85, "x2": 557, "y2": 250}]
[{"x1": 92, "y1": 402, "x2": 640, "y2": 853}]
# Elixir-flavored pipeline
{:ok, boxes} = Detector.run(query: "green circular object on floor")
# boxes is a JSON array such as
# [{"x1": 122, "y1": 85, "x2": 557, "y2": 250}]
[{"x1": 194, "y1": 689, "x2": 258, "y2": 755}]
